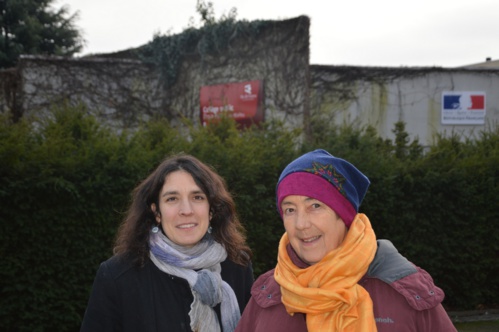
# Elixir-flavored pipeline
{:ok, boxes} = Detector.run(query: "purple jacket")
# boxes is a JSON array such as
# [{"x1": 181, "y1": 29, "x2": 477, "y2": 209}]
[{"x1": 235, "y1": 240, "x2": 457, "y2": 332}]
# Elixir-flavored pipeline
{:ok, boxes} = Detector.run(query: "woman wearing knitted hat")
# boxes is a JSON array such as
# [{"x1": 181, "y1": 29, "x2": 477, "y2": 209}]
[{"x1": 235, "y1": 149, "x2": 456, "y2": 332}]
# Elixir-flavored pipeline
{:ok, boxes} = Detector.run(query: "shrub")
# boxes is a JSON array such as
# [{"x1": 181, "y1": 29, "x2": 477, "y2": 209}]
[{"x1": 0, "y1": 108, "x2": 497, "y2": 331}]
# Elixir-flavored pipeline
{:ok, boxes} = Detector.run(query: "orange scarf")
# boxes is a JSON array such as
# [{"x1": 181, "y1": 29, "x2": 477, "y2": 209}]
[{"x1": 274, "y1": 213, "x2": 378, "y2": 332}]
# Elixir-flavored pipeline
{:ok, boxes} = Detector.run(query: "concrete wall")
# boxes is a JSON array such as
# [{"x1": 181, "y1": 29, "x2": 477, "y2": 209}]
[
  {"x1": 15, "y1": 56, "x2": 162, "y2": 129},
  {"x1": 2, "y1": 15, "x2": 498, "y2": 146},
  {"x1": 0, "y1": 16, "x2": 310, "y2": 131},
  {"x1": 310, "y1": 66, "x2": 499, "y2": 145}
]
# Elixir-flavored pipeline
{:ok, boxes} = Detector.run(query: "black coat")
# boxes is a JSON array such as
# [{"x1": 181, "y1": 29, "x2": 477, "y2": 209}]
[{"x1": 80, "y1": 255, "x2": 254, "y2": 332}]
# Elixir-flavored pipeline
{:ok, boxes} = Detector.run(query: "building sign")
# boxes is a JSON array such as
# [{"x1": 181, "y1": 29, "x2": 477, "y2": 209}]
[
  {"x1": 441, "y1": 91, "x2": 486, "y2": 125},
  {"x1": 200, "y1": 80, "x2": 264, "y2": 127}
]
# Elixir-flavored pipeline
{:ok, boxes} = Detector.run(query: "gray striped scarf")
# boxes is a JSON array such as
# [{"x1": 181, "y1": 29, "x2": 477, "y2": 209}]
[{"x1": 149, "y1": 231, "x2": 240, "y2": 332}]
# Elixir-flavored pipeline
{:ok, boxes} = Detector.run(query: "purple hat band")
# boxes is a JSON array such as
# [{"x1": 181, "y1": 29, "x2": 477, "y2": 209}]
[{"x1": 277, "y1": 172, "x2": 357, "y2": 227}]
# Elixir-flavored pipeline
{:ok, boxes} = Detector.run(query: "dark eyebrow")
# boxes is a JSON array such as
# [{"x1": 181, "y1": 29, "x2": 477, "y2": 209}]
[
  {"x1": 161, "y1": 189, "x2": 205, "y2": 197},
  {"x1": 161, "y1": 190, "x2": 178, "y2": 197}
]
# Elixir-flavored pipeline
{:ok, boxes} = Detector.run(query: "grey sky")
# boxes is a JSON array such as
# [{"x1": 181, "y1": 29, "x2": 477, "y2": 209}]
[{"x1": 63, "y1": 0, "x2": 499, "y2": 67}]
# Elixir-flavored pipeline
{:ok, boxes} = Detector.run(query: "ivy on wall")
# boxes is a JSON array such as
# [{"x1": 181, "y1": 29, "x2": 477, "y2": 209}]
[{"x1": 138, "y1": 12, "x2": 269, "y2": 89}]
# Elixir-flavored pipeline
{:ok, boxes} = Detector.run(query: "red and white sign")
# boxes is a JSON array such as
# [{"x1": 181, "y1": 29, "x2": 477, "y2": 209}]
[{"x1": 200, "y1": 80, "x2": 264, "y2": 127}]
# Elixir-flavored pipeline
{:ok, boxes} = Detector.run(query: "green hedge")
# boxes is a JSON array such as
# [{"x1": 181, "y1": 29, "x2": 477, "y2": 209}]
[
  {"x1": 0, "y1": 106, "x2": 497, "y2": 331},
  {"x1": 304, "y1": 121, "x2": 499, "y2": 311}
]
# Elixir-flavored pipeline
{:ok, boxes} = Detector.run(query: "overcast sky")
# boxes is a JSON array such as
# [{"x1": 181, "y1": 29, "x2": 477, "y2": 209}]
[{"x1": 62, "y1": 0, "x2": 499, "y2": 68}]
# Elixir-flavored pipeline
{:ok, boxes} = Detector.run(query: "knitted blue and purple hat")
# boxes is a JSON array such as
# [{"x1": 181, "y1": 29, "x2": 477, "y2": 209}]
[{"x1": 276, "y1": 149, "x2": 370, "y2": 227}]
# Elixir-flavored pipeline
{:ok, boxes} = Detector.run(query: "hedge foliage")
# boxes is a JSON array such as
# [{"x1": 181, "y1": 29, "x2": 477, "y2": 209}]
[{"x1": 0, "y1": 106, "x2": 498, "y2": 331}]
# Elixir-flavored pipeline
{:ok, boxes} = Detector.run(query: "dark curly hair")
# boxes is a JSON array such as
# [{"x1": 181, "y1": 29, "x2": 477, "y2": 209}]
[{"x1": 113, "y1": 153, "x2": 252, "y2": 266}]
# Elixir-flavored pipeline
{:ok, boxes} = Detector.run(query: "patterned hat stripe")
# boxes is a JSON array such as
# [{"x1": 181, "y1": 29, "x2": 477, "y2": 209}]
[{"x1": 304, "y1": 161, "x2": 347, "y2": 197}]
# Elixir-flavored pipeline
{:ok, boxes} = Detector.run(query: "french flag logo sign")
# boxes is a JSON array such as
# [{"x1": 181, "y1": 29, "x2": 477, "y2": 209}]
[{"x1": 441, "y1": 91, "x2": 486, "y2": 125}]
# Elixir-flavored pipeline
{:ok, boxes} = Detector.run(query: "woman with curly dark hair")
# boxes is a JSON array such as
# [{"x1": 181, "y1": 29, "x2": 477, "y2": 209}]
[{"x1": 81, "y1": 153, "x2": 253, "y2": 332}]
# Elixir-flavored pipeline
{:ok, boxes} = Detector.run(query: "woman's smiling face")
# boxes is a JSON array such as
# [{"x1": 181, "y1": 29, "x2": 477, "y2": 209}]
[
  {"x1": 281, "y1": 195, "x2": 347, "y2": 265},
  {"x1": 152, "y1": 170, "x2": 210, "y2": 247}
]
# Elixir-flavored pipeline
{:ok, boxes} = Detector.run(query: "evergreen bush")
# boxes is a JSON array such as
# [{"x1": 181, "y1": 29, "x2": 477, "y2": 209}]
[{"x1": 0, "y1": 107, "x2": 497, "y2": 331}]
